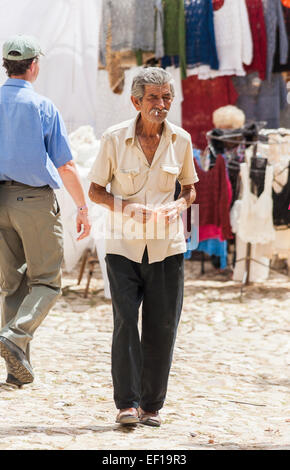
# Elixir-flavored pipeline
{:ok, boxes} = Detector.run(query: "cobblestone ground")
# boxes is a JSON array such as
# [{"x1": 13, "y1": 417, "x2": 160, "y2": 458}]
[{"x1": 0, "y1": 259, "x2": 289, "y2": 450}]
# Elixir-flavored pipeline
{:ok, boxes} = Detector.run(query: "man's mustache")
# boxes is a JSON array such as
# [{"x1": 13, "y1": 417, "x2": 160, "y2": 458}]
[{"x1": 149, "y1": 108, "x2": 168, "y2": 117}]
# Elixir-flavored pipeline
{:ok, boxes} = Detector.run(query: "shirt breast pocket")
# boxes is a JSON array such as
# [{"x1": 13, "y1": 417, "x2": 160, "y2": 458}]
[
  {"x1": 116, "y1": 167, "x2": 143, "y2": 196},
  {"x1": 159, "y1": 165, "x2": 180, "y2": 192}
]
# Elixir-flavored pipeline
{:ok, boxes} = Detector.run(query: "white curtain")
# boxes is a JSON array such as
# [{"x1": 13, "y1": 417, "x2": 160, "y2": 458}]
[{"x1": 0, "y1": 0, "x2": 102, "y2": 132}]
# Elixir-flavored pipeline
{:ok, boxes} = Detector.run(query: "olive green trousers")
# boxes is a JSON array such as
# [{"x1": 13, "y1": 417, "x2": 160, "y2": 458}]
[{"x1": 0, "y1": 182, "x2": 63, "y2": 373}]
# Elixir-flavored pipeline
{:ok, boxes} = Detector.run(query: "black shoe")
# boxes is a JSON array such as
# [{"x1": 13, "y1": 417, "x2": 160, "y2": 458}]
[
  {"x1": 6, "y1": 374, "x2": 25, "y2": 388},
  {"x1": 0, "y1": 337, "x2": 34, "y2": 384}
]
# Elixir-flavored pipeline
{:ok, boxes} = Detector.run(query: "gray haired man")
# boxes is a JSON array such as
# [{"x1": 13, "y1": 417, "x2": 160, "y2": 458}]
[{"x1": 89, "y1": 67, "x2": 198, "y2": 426}]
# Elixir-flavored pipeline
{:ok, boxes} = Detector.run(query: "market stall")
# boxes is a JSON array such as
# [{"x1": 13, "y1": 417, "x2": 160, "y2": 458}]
[{"x1": 0, "y1": 0, "x2": 289, "y2": 285}]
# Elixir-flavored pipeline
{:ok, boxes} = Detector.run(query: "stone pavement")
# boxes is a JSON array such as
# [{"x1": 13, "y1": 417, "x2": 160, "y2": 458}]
[{"x1": 0, "y1": 259, "x2": 289, "y2": 450}]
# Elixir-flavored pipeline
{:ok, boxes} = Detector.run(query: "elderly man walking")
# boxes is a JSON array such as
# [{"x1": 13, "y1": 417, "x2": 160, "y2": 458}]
[
  {"x1": 89, "y1": 67, "x2": 198, "y2": 427},
  {"x1": 0, "y1": 35, "x2": 90, "y2": 387}
]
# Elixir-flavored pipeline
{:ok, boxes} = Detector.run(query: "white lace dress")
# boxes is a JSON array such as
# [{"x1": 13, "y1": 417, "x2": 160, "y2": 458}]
[
  {"x1": 231, "y1": 160, "x2": 276, "y2": 282},
  {"x1": 232, "y1": 162, "x2": 276, "y2": 245}
]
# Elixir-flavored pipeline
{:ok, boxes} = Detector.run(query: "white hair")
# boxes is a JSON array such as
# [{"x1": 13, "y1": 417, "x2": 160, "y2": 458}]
[{"x1": 131, "y1": 67, "x2": 175, "y2": 100}]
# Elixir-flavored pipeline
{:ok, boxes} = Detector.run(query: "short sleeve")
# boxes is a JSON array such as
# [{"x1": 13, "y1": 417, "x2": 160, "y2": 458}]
[
  {"x1": 88, "y1": 134, "x2": 115, "y2": 187},
  {"x1": 178, "y1": 139, "x2": 199, "y2": 186},
  {"x1": 44, "y1": 108, "x2": 73, "y2": 168}
]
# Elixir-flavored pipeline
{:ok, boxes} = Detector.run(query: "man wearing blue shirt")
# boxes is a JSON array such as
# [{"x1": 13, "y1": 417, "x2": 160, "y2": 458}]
[{"x1": 0, "y1": 35, "x2": 91, "y2": 387}]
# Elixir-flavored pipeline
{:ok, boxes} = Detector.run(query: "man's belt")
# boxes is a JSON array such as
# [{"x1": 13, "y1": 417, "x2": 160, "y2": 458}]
[{"x1": 0, "y1": 181, "x2": 49, "y2": 188}]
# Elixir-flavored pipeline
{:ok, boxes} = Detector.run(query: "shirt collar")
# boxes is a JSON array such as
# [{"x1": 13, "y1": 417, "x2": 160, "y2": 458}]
[
  {"x1": 3, "y1": 78, "x2": 33, "y2": 89},
  {"x1": 125, "y1": 113, "x2": 177, "y2": 146}
]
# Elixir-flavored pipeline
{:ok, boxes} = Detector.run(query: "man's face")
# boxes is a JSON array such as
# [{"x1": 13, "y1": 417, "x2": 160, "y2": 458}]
[{"x1": 132, "y1": 83, "x2": 173, "y2": 124}]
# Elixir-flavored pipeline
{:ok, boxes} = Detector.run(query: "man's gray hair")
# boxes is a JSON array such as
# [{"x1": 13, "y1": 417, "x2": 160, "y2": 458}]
[{"x1": 131, "y1": 67, "x2": 175, "y2": 100}]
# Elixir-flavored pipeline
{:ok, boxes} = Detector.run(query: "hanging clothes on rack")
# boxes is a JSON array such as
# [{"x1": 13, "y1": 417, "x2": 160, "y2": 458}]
[
  {"x1": 244, "y1": 0, "x2": 267, "y2": 80},
  {"x1": 184, "y1": 0, "x2": 219, "y2": 72},
  {"x1": 193, "y1": 0, "x2": 253, "y2": 79},
  {"x1": 161, "y1": 0, "x2": 187, "y2": 79},
  {"x1": 185, "y1": 149, "x2": 232, "y2": 268},
  {"x1": 99, "y1": 0, "x2": 164, "y2": 66},
  {"x1": 262, "y1": 0, "x2": 288, "y2": 79}
]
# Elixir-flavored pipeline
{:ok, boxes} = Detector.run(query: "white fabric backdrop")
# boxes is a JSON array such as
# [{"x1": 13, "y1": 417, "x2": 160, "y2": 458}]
[{"x1": 0, "y1": 0, "x2": 102, "y2": 133}]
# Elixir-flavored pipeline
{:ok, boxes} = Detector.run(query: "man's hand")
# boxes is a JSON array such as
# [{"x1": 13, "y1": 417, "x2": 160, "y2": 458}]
[
  {"x1": 156, "y1": 200, "x2": 187, "y2": 225},
  {"x1": 76, "y1": 211, "x2": 91, "y2": 240},
  {"x1": 124, "y1": 203, "x2": 153, "y2": 224}
]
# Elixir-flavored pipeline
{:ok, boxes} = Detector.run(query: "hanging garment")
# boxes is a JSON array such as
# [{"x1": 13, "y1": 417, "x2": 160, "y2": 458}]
[
  {"x1": 233, "y1": 72, "x2": 287, "y2": 129},
  {"x1": 273, "y1": 5, "x2": 290, "y2": 72},
  {"x1": 99, "y1": 0, "x2": 164, "y2": 65},
  {"x1": 194, "y1": 155, "x2": 233, "y2": 240},
  {"x1": 262, "y1": 0, "x2": 288, "y2": 79},
  {"x1": 231, "y1": 161, "x2": 276, "y2": 245},
  {"x1": 244, "y1": 0, "x2": 267, "y2": 80},
  {"x1": 272, "y1": 162, "x2": 290, "y2": 226},
  {"x1": 0, "y1": 0, "x2": 103, "y2": 133},
  {"x1": 184, "y1": 0, "x2": 219, "y2": 71},
  {"x1": 193, "y1": 0, "x2": 253, "y2": 79},
  {"x1": 162, "y1": 0, "x2": 187, "y2": 79},
  {"x1": 199, "y1": 164, "x2": 233, "y2": 242},
  {"x1": 196, "y1": 239, "x2": 228, "y2": 270},
  {"x1": 182, "y1": 75, "x2": 238, "y2": 150}
]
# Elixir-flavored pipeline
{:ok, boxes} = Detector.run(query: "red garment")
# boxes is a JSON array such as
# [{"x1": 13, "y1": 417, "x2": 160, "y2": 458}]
[
  {"x1": 212, "y1": 0, "x2": 224, "y2": 11},
  {"x1": 194, "y1": 155, "x2": 233, "y2": 240},
  {"x1": 244, "y1": 0, "x2": 267, "y2": 80},
  {"x1": 199, "y1": 174, "x2": 233, "y2": 242},
  {"x1": 182, "y1": 75, "x2": 238, "y2": 150}
]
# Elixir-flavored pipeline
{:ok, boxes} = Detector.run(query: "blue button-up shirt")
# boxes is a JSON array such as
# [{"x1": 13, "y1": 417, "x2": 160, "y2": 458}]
[{"x1": 0, "y1": 79, "x2": 73, "y2": 189}]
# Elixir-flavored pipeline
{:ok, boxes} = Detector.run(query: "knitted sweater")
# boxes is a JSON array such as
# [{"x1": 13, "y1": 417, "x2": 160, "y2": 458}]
[
  {"x1": 99, "y1": 0, "x2": 164, "y2": 65},
  {"x1": 184, "y1": 0, "x2": 219, "y2": 70},
  {"x1": 162, "y1": 0, "x2": 187, "y2": 79}
]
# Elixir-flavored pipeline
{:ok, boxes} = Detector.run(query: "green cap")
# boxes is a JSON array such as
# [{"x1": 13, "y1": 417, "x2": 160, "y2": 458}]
[{"x1": 3, "y1": 34, "x2": 44, "y2": 61}]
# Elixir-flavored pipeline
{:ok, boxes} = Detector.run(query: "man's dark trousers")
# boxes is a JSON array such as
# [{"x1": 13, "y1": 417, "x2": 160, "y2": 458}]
[{"x1": 105, "y1": 248, "x2": 184, "y2": 412}]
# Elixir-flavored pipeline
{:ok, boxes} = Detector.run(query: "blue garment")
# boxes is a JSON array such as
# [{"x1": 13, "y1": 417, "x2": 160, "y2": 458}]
[
  {"x1": 0, "y1": 79, "x2": 73, "y2": 189},
  {"x1": 185, "y1": 238, "x2": 228, "y2": 270},
  {"x1": 184, "y1": 0, "x2": 219, "y2": 70}
]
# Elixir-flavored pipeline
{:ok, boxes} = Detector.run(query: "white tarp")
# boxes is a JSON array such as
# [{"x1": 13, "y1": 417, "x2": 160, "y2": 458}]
[{"x1": 0, "y1": 0, "x2": 102, "y2": 133}]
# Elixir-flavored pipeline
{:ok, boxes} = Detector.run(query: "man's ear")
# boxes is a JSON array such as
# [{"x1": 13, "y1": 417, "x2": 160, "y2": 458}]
[
  {"x1": 131, "y1": 95, "x2": 141, "y2": 111},
  {"x1": 29, "y1": 61, "x2": 35, "y2": 73}
]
